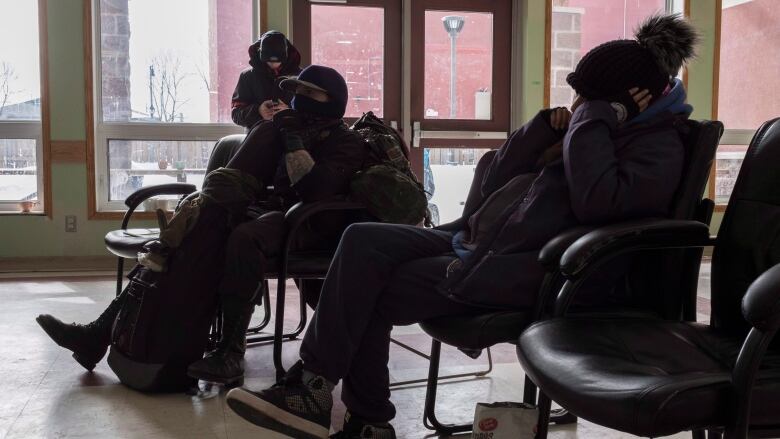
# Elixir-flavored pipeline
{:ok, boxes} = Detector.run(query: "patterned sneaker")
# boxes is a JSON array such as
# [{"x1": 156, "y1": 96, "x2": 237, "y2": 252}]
[
  {"x1": 331, "y1": 412, "x2": 396, "y2": 439},
  {"x1": 226, "y1": 361, "x2": 332, "y2": 439}
]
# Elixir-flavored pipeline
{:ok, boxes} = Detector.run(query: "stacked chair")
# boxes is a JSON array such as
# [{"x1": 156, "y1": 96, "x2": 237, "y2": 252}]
[{"x1": 517, "y1": 117, "x2": 780, "y2": 439}]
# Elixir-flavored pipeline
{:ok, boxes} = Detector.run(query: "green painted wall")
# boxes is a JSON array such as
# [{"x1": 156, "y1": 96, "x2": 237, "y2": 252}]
[
  {"x1": 0, "y1": 0, "x2": 134, "y2": 259},
  {"x1": 0, "y1": 0, "x2": 723, "y2": 260}
]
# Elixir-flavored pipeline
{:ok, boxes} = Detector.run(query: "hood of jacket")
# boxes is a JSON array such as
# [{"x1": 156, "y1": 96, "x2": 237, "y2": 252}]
[{"x1": 248, "y1": 31, "x2": 302, "y2": 76}]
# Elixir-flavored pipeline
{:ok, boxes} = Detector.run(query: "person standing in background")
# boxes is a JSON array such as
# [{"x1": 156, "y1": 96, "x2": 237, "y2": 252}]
[
  {"x1": 209, "y1": 31, "x2": 304, "y2": 171},
  {"x1": 231, "y1": 30, "x2": 303, "y2": 129}
]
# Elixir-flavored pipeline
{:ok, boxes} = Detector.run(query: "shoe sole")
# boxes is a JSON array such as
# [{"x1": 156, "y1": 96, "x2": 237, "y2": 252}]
[
  {"x1": 226, "y1": 388, "x2": 329, "y2": 439},
  {"x1": 36, "y1": 316, "x2": 97, "y2": 372}
]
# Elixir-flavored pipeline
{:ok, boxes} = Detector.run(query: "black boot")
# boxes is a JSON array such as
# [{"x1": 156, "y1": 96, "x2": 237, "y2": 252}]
[
  {"x1": 187, "y1": 296, "x2": 254, "y2": 386},
  {"x1": 36, "y1": 293, "x2": 125, "y2": 371}
]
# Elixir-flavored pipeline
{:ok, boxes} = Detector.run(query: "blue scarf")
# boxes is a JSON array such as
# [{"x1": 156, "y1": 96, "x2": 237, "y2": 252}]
[{"x1": 628, "y1": 78, "x2": 692, "y2": 126}]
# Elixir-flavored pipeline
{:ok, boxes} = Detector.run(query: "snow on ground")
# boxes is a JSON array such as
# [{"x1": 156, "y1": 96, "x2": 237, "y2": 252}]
[
  {"x1": 0, "y1": 175, "x2": 37, "y2": 200},
  {"x1": 428, "y1": 164, "x2": 477, "y2": 224}
]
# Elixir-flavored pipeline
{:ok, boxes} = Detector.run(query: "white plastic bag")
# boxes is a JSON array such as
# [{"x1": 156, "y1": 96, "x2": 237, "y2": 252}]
[{"x1": 471, "y1": 402, "x2": 538, "y2": 439}]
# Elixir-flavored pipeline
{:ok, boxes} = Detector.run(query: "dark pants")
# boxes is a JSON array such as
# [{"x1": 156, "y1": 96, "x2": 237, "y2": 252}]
[
  {"x1": 300, "y1": 223, "x2": 490, "y2": 422},
  {"x1": 211, "y1": 123, "x2": 282, "y2": 302}
]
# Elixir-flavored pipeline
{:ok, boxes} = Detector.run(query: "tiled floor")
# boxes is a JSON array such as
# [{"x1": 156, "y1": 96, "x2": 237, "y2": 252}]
[{"x1": 0, "y1": 266, "x2": 711, "y2": 439}]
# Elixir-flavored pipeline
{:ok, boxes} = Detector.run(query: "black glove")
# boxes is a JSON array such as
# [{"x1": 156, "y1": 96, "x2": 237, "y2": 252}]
[
  {"x1": 607, "y1": 90, "x2": 641, "y2": 123},
  {"x1": 272, "y1": 108, "x2": 303, "y2": 131}
]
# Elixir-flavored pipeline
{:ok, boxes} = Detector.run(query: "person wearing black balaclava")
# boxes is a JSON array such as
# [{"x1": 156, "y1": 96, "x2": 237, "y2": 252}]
[{"x1": 35, "y1": 66, "x2": 367, "y2": 395}]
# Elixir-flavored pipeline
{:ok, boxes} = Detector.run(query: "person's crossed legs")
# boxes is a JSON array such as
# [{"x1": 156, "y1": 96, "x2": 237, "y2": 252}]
[{"x1": 226, "y1": 222, "x2": 489, "y2": 438}]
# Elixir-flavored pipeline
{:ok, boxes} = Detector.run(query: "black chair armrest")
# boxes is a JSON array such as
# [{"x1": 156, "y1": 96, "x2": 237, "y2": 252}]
[
  {"x1": 742, "y1": 263, "x2": 780, "y2": 333},
  {"x1": 120, "y1": 183, "x2": 197, "y2": 230},
  {"x1": 280, "y1": 198, "x2": 368, "y2": 259},
  {"x1": 560, "y1": 219, "x2": 712, "y2": 278},
  {"x1": 554, "y1": 219, "x2": 714, "y2": 316},
  {"x1": 283, "y1": 198, "x2": 367, "y2": 235},
  {"x1": 124, "y1": 183, "x2": 197, "y2": 210},
  {"x1": 731, "y1": 263, "x2": 780, "y2": 437},
  {"x1": 538, "y1": 226, "x2": 597, "y2": 270}
]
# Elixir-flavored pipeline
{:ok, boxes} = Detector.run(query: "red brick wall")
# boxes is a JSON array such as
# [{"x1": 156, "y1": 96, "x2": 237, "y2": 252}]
[{"x1": 209, "y1": 0, "x2": 253, "y2": 123}]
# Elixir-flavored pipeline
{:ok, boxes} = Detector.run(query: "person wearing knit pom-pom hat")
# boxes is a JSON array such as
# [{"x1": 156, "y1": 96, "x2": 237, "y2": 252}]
[{"x1": 224, "y1": 14, "x2": 700, "y2": 439}]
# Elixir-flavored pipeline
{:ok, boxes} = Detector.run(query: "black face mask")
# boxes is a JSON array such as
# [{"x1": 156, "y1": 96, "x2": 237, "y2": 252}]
[{"x1": 291, "y1": 94, "x2": 345, "y2": 120}]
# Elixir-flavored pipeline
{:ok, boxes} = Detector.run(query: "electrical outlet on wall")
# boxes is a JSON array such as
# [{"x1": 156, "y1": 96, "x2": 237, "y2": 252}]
[{"x1": 65, "y1": 215, "x2": 77, "y2": 233}]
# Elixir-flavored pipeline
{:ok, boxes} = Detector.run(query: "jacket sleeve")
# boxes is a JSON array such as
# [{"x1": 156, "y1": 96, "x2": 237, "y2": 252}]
[
  {"x1": 231, "y1": 71, "x2": 262, "y2": 128},
  {"x1": 481, "y1": 111, "x2": 562, "y2": 196},
  {"x1": 563, "y1": 100, "x2": 683, "y2": 224},
  {"x1": 292, "y1": 132, "x2": 366, "y2": 203}
]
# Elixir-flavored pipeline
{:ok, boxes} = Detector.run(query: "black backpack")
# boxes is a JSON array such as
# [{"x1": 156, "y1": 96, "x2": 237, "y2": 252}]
[
  {"x1": 349, "y1": 112, "x2": 429, "y2": 225},
  {"x1": 107, "y1": 205, "x2": 229, "y2": 392}
]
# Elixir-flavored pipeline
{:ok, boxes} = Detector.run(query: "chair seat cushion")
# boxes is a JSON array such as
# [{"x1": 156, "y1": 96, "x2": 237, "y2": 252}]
[
  {"x1": 105, "y1": 228, "x2": 160, "y2": 259},
  {"x1": 517, "y1": 317, "x2": 780, "y2": 437},
  {"x1": 421, "y1": 311, "x2": 530, "y2": 350}
]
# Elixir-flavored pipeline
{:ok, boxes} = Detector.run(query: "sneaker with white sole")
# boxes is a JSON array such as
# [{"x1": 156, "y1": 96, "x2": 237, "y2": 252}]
[
  {"x1": 330, "y1": 412, "x2": 396, "y2": 439},
  {"x1": 226, "y1": 361, "x2": 332, "y2": 439}
]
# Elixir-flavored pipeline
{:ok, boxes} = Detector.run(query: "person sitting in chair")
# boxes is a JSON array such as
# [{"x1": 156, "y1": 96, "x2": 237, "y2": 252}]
[
  {"x1": 223, "y1": 14, "x2": 699, "y2": 439},
  {"x1": 35, "y1": 65, "x2": 367, "y2": 387}
]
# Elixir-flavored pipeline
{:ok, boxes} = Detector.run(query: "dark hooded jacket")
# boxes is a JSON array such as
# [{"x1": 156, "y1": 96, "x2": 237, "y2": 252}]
[
  {"x1": 438, "y1": 100, "x2": 686, "y2": 309},
  {"x1": 231, "y1": 32, "x2": 303, "y2": 129}
]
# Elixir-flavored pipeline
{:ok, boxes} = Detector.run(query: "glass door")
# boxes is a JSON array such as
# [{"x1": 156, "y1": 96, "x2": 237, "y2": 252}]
[
  {"x1": 292, "y1": 0, "x2": 402, "y2": 127},
  {"x1": 410, "y1": 0, "x2": 512, "y2": 224}
]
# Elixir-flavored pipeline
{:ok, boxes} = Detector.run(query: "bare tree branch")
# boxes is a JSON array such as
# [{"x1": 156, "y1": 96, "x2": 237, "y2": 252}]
[
  {"x1": 0, "y1": 62, "x2": 17, "y2": 117},
  {"x1": 149, "y1": 52, "x2": 190, "y2": 122}
]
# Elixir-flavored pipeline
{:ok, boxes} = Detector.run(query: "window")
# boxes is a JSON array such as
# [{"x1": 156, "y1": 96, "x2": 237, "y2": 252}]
[
  {"x1": 0, "y1": 0, "x2": 45, "y2": 213},
  {"x1": 423, "y1": 11, "x2": 494, "y2": 121},
  {"x1": 91, "y1": 0, "x2": 256, "y2": 211},
  {"x1": 714, "y1": 0, "x2": 779, "y2": 205},
  {"x1": 425, "y1": 147, "x2": 491, "y2": 225},
  {"x1": 310, "y1": 4, "x2": 385, "y2": 119},
  {"x1": 549, "y1": 0, "x2": 684, "y2": 108}
]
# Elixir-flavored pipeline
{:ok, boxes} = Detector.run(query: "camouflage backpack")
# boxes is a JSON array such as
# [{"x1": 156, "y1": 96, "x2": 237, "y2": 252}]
[{"x1": 350, "y1": 112, "x2": 429, "y2": 226}]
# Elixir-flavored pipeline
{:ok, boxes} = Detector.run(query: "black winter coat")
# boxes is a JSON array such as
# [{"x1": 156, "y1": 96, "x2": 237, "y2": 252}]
[
  {"x1": 231, "y1": 34, "x2": 303, "y2": 129},
  {"x1": 438, "y1": 101, "x2": 686, "y2": 309}
]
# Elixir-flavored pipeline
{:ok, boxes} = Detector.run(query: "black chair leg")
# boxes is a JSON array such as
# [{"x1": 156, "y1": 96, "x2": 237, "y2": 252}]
[
  {"x1": 708, "y1": 430, "x2": 723, "y2": 439},
  {"x1": 693, "y1": 429, "x2": 706, "y2": 439},
  {"x1": 247, "y1": 281, "x2": 272, "y2": 334},
  {"x1": 535, "y1": 392, "x2": 552, "y2": 439},
  {"x1": 272, "y1": 276, "x2": 288, "y2": 382},
  {"x1": 422, "y1": 339, "x2": 473, "y2": 435},
  {"x1": 289, "y1": 284, "x2": 308, "y2": 338},
  {"x1": 115, "y1": 257, "x2": 125, "y2": 296},
  {"x1": 523, "y1": 375, "x2": 538, "y2": 405}
]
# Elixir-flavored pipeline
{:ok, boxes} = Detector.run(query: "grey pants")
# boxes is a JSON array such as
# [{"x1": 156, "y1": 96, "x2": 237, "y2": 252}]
[{"x1": 299, "y1": 223, "x2": 490, "y2": 422}]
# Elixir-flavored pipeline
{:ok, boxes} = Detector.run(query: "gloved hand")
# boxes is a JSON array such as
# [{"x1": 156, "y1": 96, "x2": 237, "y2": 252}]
[
  {"x1": 608, "y1": 88, "x2": 652, "y2": 123},
  {"x1": 272, "y1": 108, "x2": 303, "y2": 131}
]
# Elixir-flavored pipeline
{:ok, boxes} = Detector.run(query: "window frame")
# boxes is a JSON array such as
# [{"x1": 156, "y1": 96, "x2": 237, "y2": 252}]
[
  {"x1": 709, "y1": 0, "x2": 761, "y2": 211},
  {"x1": 291, "y1": 0, "x2": 403, "y2": 127},
  {"x1": 86, "y1": 0, "x2": 261, "y2": 217},
  {"x1": 0, "y1": 0, "x2": 51, "y2": 216}
]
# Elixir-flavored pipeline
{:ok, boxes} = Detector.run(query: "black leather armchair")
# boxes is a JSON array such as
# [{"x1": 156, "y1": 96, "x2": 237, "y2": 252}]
[
  {"x1": 517, "y1": 117, "x2": 780, "y2": 439},
  {"x1": 418, "y1": 118, "x2": 724, "y2": 435}
]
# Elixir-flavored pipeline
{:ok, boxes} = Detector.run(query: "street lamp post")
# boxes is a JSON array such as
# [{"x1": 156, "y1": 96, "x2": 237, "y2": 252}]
[{"x1": 442, "y1": 15, "x2": 465, "y2": 118}]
